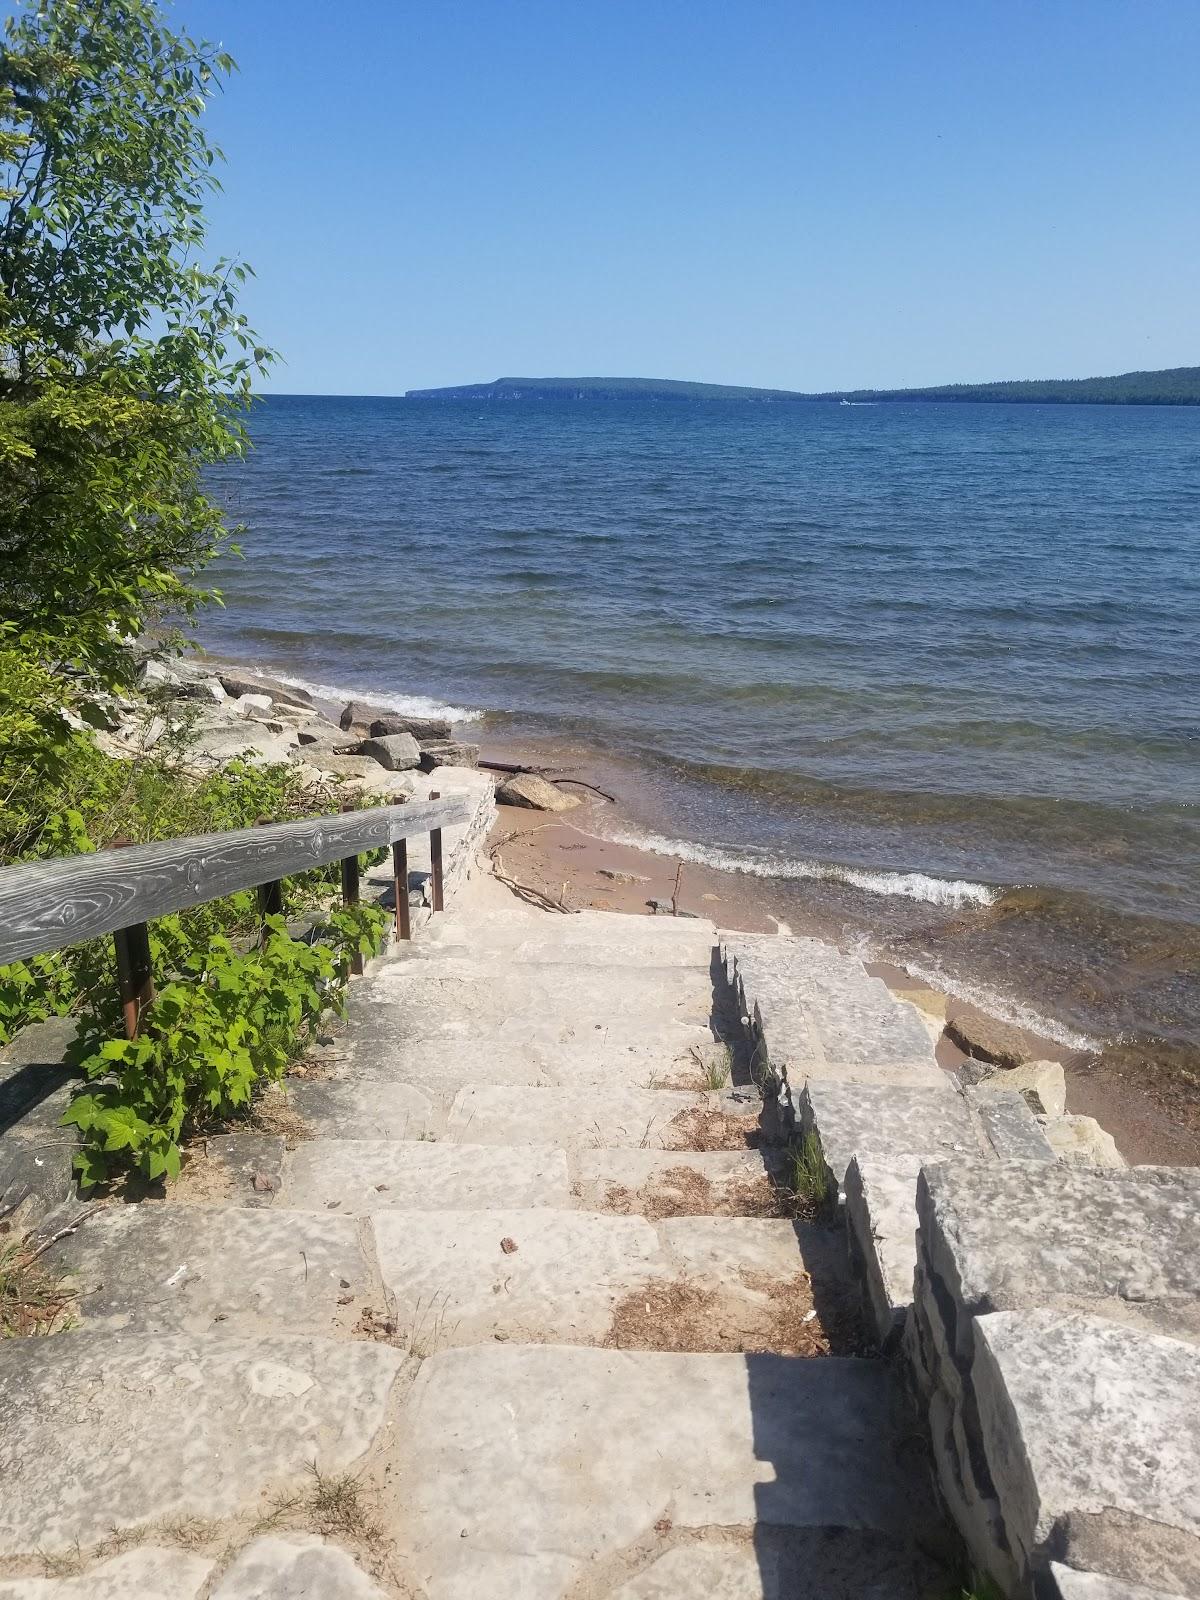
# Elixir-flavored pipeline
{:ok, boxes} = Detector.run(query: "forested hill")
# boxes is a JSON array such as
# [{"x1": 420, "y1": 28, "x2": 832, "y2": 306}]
[{"x1": 405, "y1": 367, "x2": 1200, "y2": 405}]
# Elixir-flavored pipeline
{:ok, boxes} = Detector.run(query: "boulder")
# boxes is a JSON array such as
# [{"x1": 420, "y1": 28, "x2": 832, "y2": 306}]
[
  {"x1": 420, "y1": 741, "x2": 480, "y2": 771},
  {"x1": 339, "y1": 700, "x2": 371, "y2": 732},
  {"x1": 1044, "y1": 1114, "x2": 1125, "y2": 1169},
  {"x1": 306, "y1": 752, "x2": 389, "y2": 781},
  {"x1": 219, "y1": 672, "x2": 314, "y2": 711},
  {"x1": 295, "y1": 720, "x2": 359, "y2": 753},
  {"x1": 230, "y1": 692, "x2": 273, "y2": 718},
  {"x1": 972, "y1": 1059, "x2": 1067, "y2": 1119},
  {"x1": 188, "y1": 722, "x2": 298, "y2": 765},
  {"x1": 945, "y1": 1010, "x2": 1030, "y2": 1068},
  {"x1": 358, "y1": 733, "x2": 421, "y2": 772},
  {"x1": 370, "y1": 713, "x2": 453, "y2": 743},
  {"x1": 496, "y1": 773, "x2": 580, "y2": 812}
]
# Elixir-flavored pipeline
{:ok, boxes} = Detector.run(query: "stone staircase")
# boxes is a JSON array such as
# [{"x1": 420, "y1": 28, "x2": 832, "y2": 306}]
[{"x1": 0, "y1": 866, "x2": 957, "y2": 1599}]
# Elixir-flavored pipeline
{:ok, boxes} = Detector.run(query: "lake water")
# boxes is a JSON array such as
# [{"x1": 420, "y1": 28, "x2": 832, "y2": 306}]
[{"x1": 203, "y1": 395, "x2": 1200, "y2": 1056}]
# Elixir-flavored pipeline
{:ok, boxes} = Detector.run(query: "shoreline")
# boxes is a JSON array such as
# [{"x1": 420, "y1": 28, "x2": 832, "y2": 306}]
[{"x1": 189, "y1": 646, "x2": 1200, "y2": 1167}]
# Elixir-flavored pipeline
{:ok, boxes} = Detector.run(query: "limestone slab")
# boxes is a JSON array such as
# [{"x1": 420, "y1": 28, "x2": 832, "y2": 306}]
[
  {"x1": 1045, "y1": 1113, "x2": 1126, "y2": 1169},
  {"x1": 393, "y1": 1344, "x2": 943, "y2": 1599},
  {"x1": 49, "y1": 1203, "x2": 370, "y2": 1335},
  {"x1": 918, "y1": 1160, "x2": 1200, "y2": 1346},
  {"x1": 1046, "y1": 1565, "x2": 1191, "y2": 1600},
  {"x1": 442, "y1": 1084, "x2": 743, "y2": 1150},
  {"x1": 0, "y1": 1550, "x2": 212, "y2": 1598},
  {"x1": 285, "y1": 1077, "x2": 435, "y2": 1140},
  {"x1": 968, "y1": 1087, "x2": 1057, "y2": 1162},
  {"x1": 213, "y1": 1535, "x2": 389, "y2": 1598},
  {"x1": 799, "y1": 1079, "x2": 978, "y2": 1193},
  {"x1": 282, "y1": 1140, "x2": 572, "y2": 1212},
  {"x1": 608, "y1": 1530, "x2": 951, "y2": 1599},
  {"x1": 974, "y1": 1058, "x2": 1067, "y2": 1119},
  {"x1": 844, "y1": 1153, "x2": 923, "y2": 1348},
  {"x1": 0, "y1": 1332, "x2": 404, "y2": 1556},
  {"x1": 973, "y1": 1311, "x2": 1200, "y2": 1594},
  {"x1": 571, "y1": 1148, "x2": 783, "y2": 1214}
]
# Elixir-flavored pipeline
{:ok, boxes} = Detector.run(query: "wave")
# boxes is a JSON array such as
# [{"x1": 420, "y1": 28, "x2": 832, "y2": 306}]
[
  {"x1": 609, "y1": 829, "x2": 999, "y2": 909},
  {"x1": 264, "y1": 669, "x2": 483, "y2": 724},
  {"x1": 884, "y1": 953, "x2": 1101, "y2": 1052}
]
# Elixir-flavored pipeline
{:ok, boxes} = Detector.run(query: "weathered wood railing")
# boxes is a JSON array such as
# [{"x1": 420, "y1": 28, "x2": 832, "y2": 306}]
[{"x1": 0, "y1": 795, "x2": 470, "y2": 1038}]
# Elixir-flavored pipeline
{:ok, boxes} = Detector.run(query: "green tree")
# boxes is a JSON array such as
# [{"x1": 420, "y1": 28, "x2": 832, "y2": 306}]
[{"x1": 0, "y1": 0, "x2": 272, "y2": 842}]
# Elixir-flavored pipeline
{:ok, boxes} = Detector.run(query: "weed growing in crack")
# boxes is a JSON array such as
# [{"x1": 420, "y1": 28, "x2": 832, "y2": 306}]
[{"x1": 787, "y1": 1132, "x2": 830, "y2": 1207}]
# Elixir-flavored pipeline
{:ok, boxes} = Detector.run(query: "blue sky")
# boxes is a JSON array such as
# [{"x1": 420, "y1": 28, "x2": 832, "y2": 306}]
[{"x1": 179, "y1": 0, "x2": 1200, "y2": 393}]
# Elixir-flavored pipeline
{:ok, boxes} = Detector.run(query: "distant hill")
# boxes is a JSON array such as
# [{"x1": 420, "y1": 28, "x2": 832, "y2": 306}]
[{"x1": 405, "y1": 367, "x2": 1200, "y2": 406}]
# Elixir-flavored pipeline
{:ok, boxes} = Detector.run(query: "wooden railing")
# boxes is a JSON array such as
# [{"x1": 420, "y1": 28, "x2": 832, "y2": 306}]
[{"x1": 0, "y1": 794, "x2": 470, "y2": 1038}]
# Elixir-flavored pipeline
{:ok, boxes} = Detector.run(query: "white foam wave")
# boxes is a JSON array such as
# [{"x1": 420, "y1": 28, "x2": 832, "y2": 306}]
[
  {"x1": 266, "y1": 670, "x2": 482, "y2": 724},
  {"x1": 609, "y1": 829, "x2": 1000, "y2": 910},
  {"x1": 894, "y1": 956, "x2": 1102, "y2": 1052}
]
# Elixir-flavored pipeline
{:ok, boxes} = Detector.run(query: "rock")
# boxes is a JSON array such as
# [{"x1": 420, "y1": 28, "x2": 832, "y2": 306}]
[
  {"x1": 219, "y1": 672, "x2": 314, "y2": 711},
  {"x1": 844, "y1": 1153, "x2": 924, "y2": 1349},
  {"x1": 799, "y1": 1079, "x2": 975, "y2": 1197},
  {"x1": 967, "y1": 1087, "x2": 1057, "y2": 1162},
  {"x1": 1046, "y1": 1564, "x2": 1191, "y2": 1600},
  {"x1": 971, "y1": 1311, "x2": 1200, "y2": 1595},
  {"x1": 972, "y1": 1058, "x2": 1067, "y2": 1118},
  {"x1": 306, "y1": 752, "x2": 391, "y2": 781},
  {"x1": 944, "y1": 1010, "x2": 1031, "y2": 1067},
  {"x1": 187, "y1": 721, "x2": 297, "y2": 765},
  {"x1": 0, "y1": 1331, "x2": 404, "y2": 1556},
  {"x1": 211, "y1": 1536, "x2": 390, "y2": 1598},
  {"x1": 369, "y1": 713, "x2": 453, "y2": 742},
  {"x1": 419, "y1": 741, "x2": 480, "y2": 770},
  {"x1": 135, "y1": 657, "x2": 186, "y2": 690},
  {"x1": 295, "y1": 720, "x2": 358, "y2": 752},
  {"x1": 230, "y1": 692, "x2": 273, "y2": 717},
  {"x1": 357, "y1": 733, "x2": 421, "y2": 772},
  {"x1": 339, "y1": 700, "x2": 371, "y2": 732},
  {"x1": 1044, "y1": 1113, "x2": 1125, "y2": 1169},
  {"x1": 496, "y1": 772, "x2": 580, "y2": 811}
]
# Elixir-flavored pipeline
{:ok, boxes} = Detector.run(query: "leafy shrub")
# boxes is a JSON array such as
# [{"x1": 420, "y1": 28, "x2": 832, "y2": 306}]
[{"x1": 64, "y1": 903, "x2": 388, "y2": 1187}]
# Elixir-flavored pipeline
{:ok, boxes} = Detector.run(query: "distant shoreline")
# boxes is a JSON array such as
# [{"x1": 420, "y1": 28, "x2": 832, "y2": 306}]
[{"x1": 400, "y1": 366, "x2": 1200, "y2": 406}]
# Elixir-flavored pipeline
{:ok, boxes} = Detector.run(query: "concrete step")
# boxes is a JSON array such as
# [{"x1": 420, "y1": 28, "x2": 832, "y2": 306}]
[
  {"x1": 571, "y1": 1147, "x2": 788, "y2": 1216},
  {"x1": 722, "y1": 932, "x2": 944, "y2": 1088},
  {"x1": 437, "y1": 1083, "x2": 761, "y2": 1151},
  {"x1": 418, "y1": 905, "x2": 717, "y2": 965},
  {"x1": 391, "y1": 1342, "x2": 953, "y2": 1598},
  {"x1": 279, "y1": 1139, "x2": 572, "y2": 1213},
  {"x1": 46, "y1": 1202, "x2": 374, "y2": 1337},
  {"x1": 799, "y1": 1078, "x2": 983, "y2": 1197},
  {"x1": 0, "y1": 1330, "x2": 402, "y2": 1559},
  {"x1": 369, "y1": 1207, "x2": 844, "y2": 1353}
]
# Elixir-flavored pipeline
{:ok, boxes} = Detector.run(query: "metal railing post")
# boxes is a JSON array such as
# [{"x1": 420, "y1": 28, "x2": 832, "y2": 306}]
[
  {"x1": 428, "y1": 790, "x2": 445, "y2": 913},
  {"x1": 113, "y1": 920, "x2": 154, "y2": 1040},
  {"x1": 392, "y1": 837, "x2": 411, "y2": 941},
  {"x1": 254, "y1": 817, "x2": 285, "y2": 936}
]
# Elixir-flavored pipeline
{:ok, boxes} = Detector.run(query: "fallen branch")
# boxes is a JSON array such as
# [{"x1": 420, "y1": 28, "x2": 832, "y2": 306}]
[
  {"x1": 22, "y1": 1203, "x2": 102, "y2": 1265},
  {"x1": 489, "y1": 850, "x2": 575, "y2": 914},
  {"x1": 671, "y1": 861, "x2": 684, "y2": 917}
]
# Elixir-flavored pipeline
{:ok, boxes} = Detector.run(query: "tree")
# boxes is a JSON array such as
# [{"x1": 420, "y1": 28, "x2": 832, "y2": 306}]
[{"x1": 0, "y1": 0, "x2": 272, "y2": 832}]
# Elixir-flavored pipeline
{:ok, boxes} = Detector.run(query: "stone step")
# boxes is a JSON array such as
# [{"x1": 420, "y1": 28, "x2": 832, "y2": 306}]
[
  {"x1": 390, "y1": 1343, "x2": 953, "y2": 1598},
  {"x1": 722, "y1": 932, "x2": 941, "y2": 1090},
  {"x1": 46, "y1": 1203, "x2": 374, "y2": 1336},
  {"x1": 279, "y1": 1140, "x2": 572, "y2": 1212},
  {"x1": 965, "y1": 1312, "x2": 1200, "y2": 1597},
  {"x1": 405, "y1": 911, "x2": 717, "y2": 969},
  {"x1": 438, "y1": 1083, "x2": 761, "y2": 1151},
  {"x1": 369, "y1": 1207, "x2": 845, "y2": 1353},
  {"x1": 571, "y1": 1147, "x2": 788, "y2": 1216},
  {"x1": 0, "y1": 1331, "x2": 402, "y2": 1559},
  {"x1": 799, "y1": 1078, "x2": 982, "y2": 1197},
  {"x1": 844, "y1": 1152, "x2": 924, "y2": 1349}
]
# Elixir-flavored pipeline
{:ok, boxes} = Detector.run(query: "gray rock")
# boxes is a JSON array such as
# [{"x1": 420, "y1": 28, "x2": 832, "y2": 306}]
[
  {"x1": 211, "y1": 1535, "x2": 390, "y2": 1598},
  {"x1": 972, "y1": 1058, "x2": 1067, "y2": 1118},
  {"x1": 1045, "y1": 1113, "x2": 1125, "y2": 1169},
  {"x1": 369, "y1": 713, "x2": 453, "y2": 742},
  {"x1": 419, "y1": 740, "x2": 480, "y2": 770},
  {"x1": 968, "y1": 1087, "x2": 1057, "y2": 1161},
  {"x1": 917, "y1": 1159, "x2": 1200, "y2": 1347},
  {"x1": 219, "y1": 672, "x2": 314, "y2": 711},
  {"x1": 0, "y1": 1547, "x2": 213, "y2": 1597},
  {"x1": 495, "y1": 772, "x2": 580, "y2": 811},
  {"x1": 230, "y1": 691, "x2": 273, "y2": 717},
  {"x1": 0, "y1": 1331, "x2": 404, "y2": 1556},
  {"x1": 945, "y1": 1010, "x2": 1031, "y2": 1067},
  {"x1": 306, "y1": 752, "x2": 391, "y2": 780},
  {"x1": 49, "y1": 1203, "x2": 371, "y2": 1335},
  {"x1": 1046, "y1": 1564, "x2": 1191, "y2": 1600},
  {"x1": 188, "y1": 720, "x2": 298, "y2": 765},
  {"x1": 0, "y1": 1019, "x2": 84, "y2": 1236},
  {"x1": 844, "y1": 1153, "x2": 923, "y2": 1348},
  {"x1": 295, "y1": 720, "x2": 358, "y2": 752},
  {"x1": 358, "y1": 732, "x2": 421, "y2": 771},
  {"x1": 972, "y1": 1311, "x2": 1200, "y2": 1594},
  {"x1": 799, "y1": 1079, "x2": 978, "y2": 1196}
]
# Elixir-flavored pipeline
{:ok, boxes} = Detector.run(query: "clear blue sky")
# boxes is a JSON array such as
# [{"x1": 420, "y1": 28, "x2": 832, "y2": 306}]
[{"x1": 181, "y1": 0, "x2": 1199, "y2": 394}]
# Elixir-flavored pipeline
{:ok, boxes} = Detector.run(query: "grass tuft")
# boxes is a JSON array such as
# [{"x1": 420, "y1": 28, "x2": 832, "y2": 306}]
[
  {"x1": 787, "y1": 1132, "x2": 830, "y2": 1207},
  {"x1": 0, "y1": 1241, "x2": 75, "y2": 1337}
]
